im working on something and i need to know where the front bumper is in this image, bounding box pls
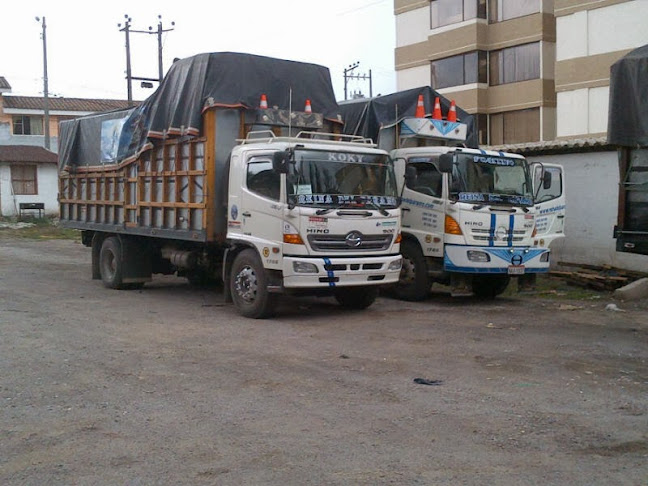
[444,245,550,274]
[282,254,402,288]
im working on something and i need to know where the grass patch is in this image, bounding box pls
[506,274,607,301]
[0,217,81,240]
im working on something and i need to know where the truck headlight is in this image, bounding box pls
[388,259,402,271]
[293,261,318,273]
[467,250,490,262]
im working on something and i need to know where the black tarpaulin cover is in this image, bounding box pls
[339,86,478,148]
[608,44,648,147]
[59,52,342,168]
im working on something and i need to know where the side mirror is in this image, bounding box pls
[542,171,552,190]
[438,153,454,173]
[272,150,290,174]
[405,165,417,187]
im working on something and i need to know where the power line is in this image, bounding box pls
[118,14,175,106]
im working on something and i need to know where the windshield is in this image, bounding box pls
[288,149,399,209]
[449,153,533,206]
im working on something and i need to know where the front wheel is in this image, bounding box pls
[230,249,275,319]
[392,240,430,301]
[334,286,378,310]
[472,275,510,299]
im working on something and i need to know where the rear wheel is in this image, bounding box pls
[100,237,125,289]
[392,240,430,301]
[472,275,510,299]
[230,249,275,319]
[334,286,378,310]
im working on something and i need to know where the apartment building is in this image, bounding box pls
[394,0,648,145]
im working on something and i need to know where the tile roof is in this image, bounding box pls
[486,137,614,156]
[0,76,11,90]
[2,95,136,112]
[0,145,58,163]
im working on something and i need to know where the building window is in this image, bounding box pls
[489,42,540,86]
[11,164,38,195]
[12,116,44,135]
[489,108,540,145]
[476,114,488,145]
[431,51,487,89]
[430,0,486,29]
[489,0,539,23]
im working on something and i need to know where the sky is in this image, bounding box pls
[1,0,396,103]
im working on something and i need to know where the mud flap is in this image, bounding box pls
[450,273,473,297]
[120,237,152,284]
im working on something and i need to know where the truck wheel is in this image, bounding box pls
[230,249,275,319]
[392,240,430,301]
[334,286,378,310]
[472,275,510,299]
[100,237,125,289]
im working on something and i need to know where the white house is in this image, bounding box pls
[0,145,58,217]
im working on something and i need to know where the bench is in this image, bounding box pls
[19,202,45,219]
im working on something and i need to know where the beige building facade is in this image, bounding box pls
[394,0,648,145]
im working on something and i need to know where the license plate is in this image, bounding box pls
[508,265,525,275]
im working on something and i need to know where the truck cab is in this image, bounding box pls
[224,132,402,316]
[392,144,565,299]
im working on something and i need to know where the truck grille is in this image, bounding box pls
[308,232,392,252]
[470,228,528,243]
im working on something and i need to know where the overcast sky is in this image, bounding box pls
[1,0,396,103]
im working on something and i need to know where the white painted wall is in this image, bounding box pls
[0,163,59,217]
[530,150,648,272]
[396,65,432,91]
[557,86,610,137]
[557,0,648,61]
[396,6,430,47]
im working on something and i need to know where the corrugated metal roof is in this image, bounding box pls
[486,137,614,155]
[2,95,135,112]
[0,76,11,91]
[0,145,57,163]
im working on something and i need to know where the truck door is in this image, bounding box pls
[400,158,445,257]
[237,155,285,264]
[532,163,566,248]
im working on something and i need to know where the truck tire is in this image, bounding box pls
[230,249,275,319]
[99,236,145,290]
[100,237,126,289]
[392,240,430,301]
[334,286,378,310]
[472,275,510,299]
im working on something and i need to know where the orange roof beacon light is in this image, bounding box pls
[432,97,443,120]
[304,99,312,113]
[259,94,268,109]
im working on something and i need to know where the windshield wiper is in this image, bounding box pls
[315,205,345,215]
[364,199,389,216]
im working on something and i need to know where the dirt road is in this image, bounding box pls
[1,237,647,485]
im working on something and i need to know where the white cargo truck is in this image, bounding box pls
[340,88,565,299]
[58,53,402,318]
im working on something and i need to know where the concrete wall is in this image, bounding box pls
[531,150,648,272]
[0,162,59,217]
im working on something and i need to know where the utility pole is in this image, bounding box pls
[35,16,50,150]
[343,62,373,100]
[118,14,174,105]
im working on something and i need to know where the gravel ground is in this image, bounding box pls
[1,236,647,485]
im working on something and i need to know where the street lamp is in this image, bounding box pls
[35,16,50,150]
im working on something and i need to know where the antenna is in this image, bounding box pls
[288,88,292,137]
